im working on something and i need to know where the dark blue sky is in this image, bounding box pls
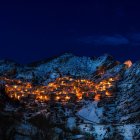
[0,1,140,63]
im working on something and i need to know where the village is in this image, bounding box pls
[0,76,118,104]
[0,57,138,139]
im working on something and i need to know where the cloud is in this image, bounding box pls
[78,34,129,46]
[127,33,140,46]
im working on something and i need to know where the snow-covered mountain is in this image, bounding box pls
[0,53,140,140]
[1,53,118,81]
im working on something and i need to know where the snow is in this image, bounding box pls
[77,101,103,123]
[1,53,140,139]
[34,53,114,79]
[49,72,59,79]
[93,125,110,139]
[70,135,85,139]
[0,53,115,83]
[78,123,140,140]
[66,117,76,130]
[78,124,93,132]
[16,72,33,80]
[0,62,15,74]
[78,124,114,140]
[118,124,140,140]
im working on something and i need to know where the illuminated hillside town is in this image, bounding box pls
[4,76,118,103]
[0,54,140,140]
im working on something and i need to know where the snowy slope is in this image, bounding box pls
[1,53,140,139]
[77,101,103,123]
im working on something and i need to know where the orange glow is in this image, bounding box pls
[124,60,132,68]
[94,94,101,101]
[65,96,70,100]
[14,85,17,89]
[55,96,60,100]
[44,96,49,101]
[1,76,118,102]
[105,91,112,97]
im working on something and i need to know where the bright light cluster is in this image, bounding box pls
[3,76,118,102]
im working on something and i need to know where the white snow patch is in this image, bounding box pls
[77,101,103,123]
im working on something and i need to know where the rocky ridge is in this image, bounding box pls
[0,53,140,140]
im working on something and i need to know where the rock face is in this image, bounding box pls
[117,62,140,123]
[0,53,140,140]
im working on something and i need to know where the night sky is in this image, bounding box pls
[0,1,140,64]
